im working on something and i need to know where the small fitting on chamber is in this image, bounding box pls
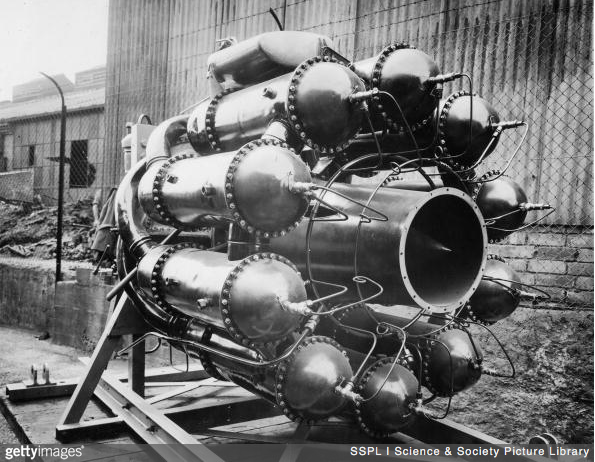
[348,88,379,103]
[335,380,363,404]
[277,295,313,316]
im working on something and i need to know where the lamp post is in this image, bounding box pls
[40,72,66,282]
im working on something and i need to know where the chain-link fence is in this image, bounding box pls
[0,1,591,298]
[0,82,110,268]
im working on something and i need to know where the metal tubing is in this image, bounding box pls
[188,59,367,155]
[106,228,180,301]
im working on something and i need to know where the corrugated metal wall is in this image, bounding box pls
[104,0,593,226]
[10,110,105,202]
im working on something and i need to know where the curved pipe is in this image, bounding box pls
[115,171,237,345]
[145,114,192,168]
[115,159,154,261]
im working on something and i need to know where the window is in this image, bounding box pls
[69,140,94,188]
[0,135,6,172]
[28,145,35,166]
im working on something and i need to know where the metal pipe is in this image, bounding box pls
[206,31,334,88]
[139,137,311,236]
[106,229,180,301]
[135,246,309,345]
[114,160,155,260]
[188,58,367,156]
[271,184,487,312]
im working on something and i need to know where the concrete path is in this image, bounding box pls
[0,324,177,443]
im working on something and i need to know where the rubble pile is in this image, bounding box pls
[0,200,97,261]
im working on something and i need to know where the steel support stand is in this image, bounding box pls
[53,295,227,462]
[49,293,282,461]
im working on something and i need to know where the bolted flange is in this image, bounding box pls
[219,252,303,346]
[275,335,351,422]
[286,55,365,154]
[355,356,415,439]
[149,242,199,313]
[223,138,305,238]
[204,88,237,151]
[152,152,202,231]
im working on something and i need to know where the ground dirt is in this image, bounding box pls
[0,200,96,261]
[0,325,176,444]
[431,307,594,444]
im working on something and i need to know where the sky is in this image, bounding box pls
[0,0,109,101]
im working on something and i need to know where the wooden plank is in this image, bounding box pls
[93,374,227,462]
[1,392,134,445]
[406,415,507,444]
[166,395,282,432]
[57,296,133,426]
[128,334,146,397]
[6,379,78,402]
[54,417,125,443]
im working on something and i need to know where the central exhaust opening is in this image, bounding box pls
[404,193,485,307]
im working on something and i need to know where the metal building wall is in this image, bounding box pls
[9,110,105,202]
[103,0,592,227]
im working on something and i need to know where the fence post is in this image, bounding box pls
[40,72,66,282]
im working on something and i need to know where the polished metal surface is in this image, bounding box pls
[353,44,440,129]
[115,160,155,260]
[145,115,193,168]
[321,308,483,398]
[198,335,352,422]
[466,258,522,323]
[138,138,311,235]
[287,57,366,153]
[188,76,290,153]
[188,59,366,155]
[271,184,487,312]
[136,248,307,344]
[207,31,334,88]
[345,91,502,168]
[356,360,418,437]
[475,176,528,241]
[277,336,352,421]
[414,328,483,397]
[438,92,500,166]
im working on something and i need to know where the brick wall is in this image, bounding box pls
[491,225,594,308]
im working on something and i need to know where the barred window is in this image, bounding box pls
[69,139,91,188]
[28,145,35,167]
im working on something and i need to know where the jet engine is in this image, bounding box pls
[113,30,552,436]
